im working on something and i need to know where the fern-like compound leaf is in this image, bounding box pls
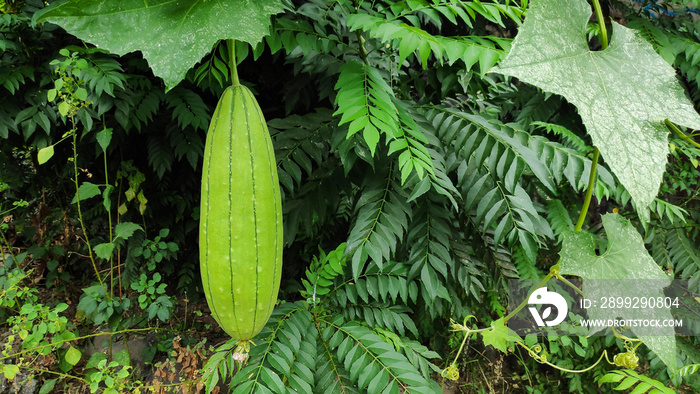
[345,169,411,278]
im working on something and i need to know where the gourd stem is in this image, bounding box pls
[592,0,608,50]
[575,148,599,232]
[503,271,554,323]
[228,39,240,86]
[570,0,606,232]
[666,119,700,149]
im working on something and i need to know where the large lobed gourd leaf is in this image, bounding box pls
[492,0,700,224]
[560,214,677,373]
[38,0,284,90]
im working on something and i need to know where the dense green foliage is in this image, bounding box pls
[1,0,699,393]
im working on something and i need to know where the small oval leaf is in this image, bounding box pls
[38,145,55,165]
[39,378,57,394]
[75,87,88,101]
[3,364,19,380]
[58,101,70,116]
[65,346,81,366]
[96,128,113,152]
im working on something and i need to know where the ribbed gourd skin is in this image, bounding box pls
[200,84,282,341]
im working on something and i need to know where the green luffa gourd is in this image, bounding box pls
[199,77,283,343]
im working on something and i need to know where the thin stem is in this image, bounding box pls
[14,366,88,384]
[102,134,116,360]
[228,39,240,85]
[116,322,132,363]
[72,125,108,298]
[103,132,114,298]
[516,342,613,373]
[0,227,17,263]
[575,147,600,231]
[555,273,584,296]
[116,160,124,299]
[591,0,608,50]
[504,271,554,323]
[0,327,158,362]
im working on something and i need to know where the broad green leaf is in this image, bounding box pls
[96,128,113,153]
[37,145,54,165]
[38,0,284,90]
[481,317,520,353]
[93,242,115,260]
[58,101,70,116]
[114,222,143,241]
[103,184,114,212]
[85,352,107,369]
[65,346,82,366]
[71,182,101,204]
[560,214,669,281]
[39,379,57,394]
[113,349,132,367]
[75,87,88,101]
[492,0,700,223]
[559,213,677,373]
[2,364,19,380]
